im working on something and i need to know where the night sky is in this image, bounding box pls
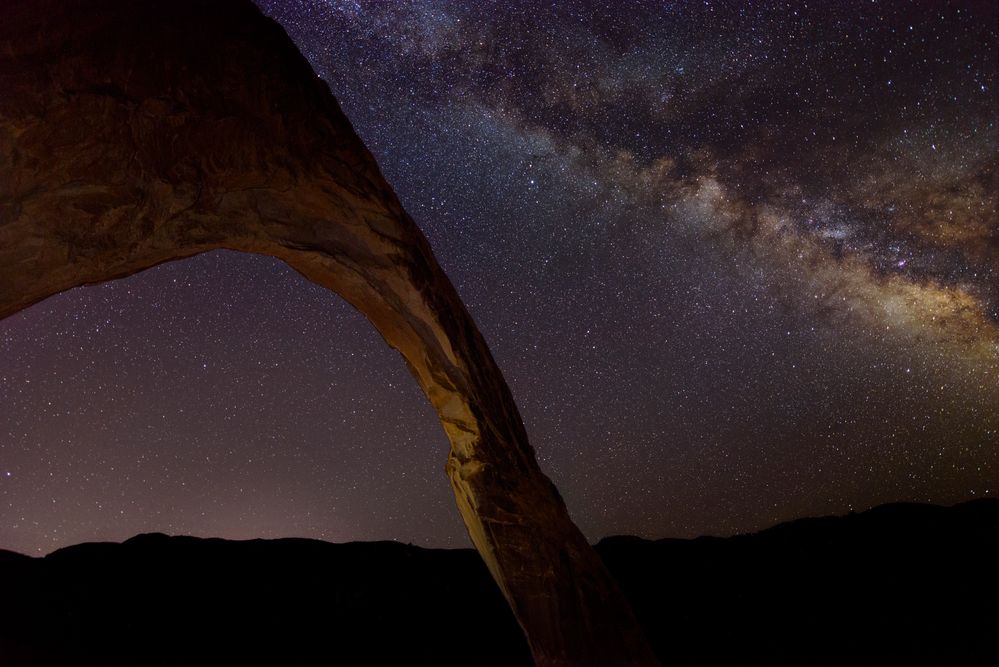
[1,0,997,556]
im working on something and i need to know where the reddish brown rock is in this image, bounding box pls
[0,1,657,664]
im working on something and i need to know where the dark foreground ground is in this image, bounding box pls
[1,499,997,666]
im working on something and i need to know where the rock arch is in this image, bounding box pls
[0,1,656,665]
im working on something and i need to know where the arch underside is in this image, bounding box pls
[0,1,656,664]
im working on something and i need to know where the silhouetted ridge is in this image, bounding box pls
[1,500,997,666]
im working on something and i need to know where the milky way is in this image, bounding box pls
[1,0,996,555]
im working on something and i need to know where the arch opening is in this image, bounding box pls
[0,249,468,554]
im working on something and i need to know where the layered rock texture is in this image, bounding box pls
[0,1,656,664]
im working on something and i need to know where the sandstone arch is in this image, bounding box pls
[0,1,657,664]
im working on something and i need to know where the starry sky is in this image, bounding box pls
[1,0,997,555]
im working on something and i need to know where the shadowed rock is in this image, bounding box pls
[0,1,656,664]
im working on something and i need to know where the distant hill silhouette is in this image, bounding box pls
[1,499,997,666]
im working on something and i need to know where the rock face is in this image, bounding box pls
[0,1,656,664]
